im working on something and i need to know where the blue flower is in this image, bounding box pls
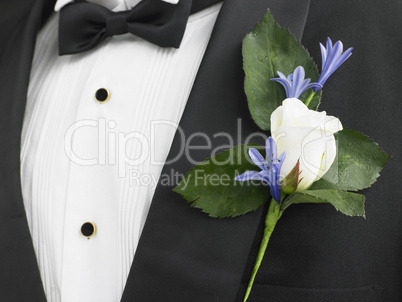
[314,37,353,91]
[235,137,286,202]
[270,66,322,99]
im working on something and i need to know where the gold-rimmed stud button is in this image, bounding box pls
[95,88,110,103]
[81,222,96,239]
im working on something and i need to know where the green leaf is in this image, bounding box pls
[243,9,321,131]
[173,145,269,218]
[281,189,366,218]
[310,128,390,191]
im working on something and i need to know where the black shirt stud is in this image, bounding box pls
[95,88,110,103]
[81,222,96,239]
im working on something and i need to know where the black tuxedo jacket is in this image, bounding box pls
[0,0,401,301]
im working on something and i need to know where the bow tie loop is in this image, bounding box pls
[106,12,130,36]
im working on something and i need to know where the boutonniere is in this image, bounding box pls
[173,10,389,301]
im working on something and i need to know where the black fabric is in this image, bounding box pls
[239,284,383,302]
[58,0,221,55]
[0,0,401,301]
[0,0,55,301]
[191,0,223,14]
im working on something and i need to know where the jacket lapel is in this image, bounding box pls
[122,0,311,301]
[0,0,55,301]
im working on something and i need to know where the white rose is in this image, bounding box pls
[271,98,343,192]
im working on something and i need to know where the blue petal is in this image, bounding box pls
[306,82,323,92]
[277,71,287,79]
[292,66,305,97]
[266,137,277,167]
[269,165,281,202]
[271,77,291,98]
[270,186,282,203]
[319,43,327,68]
[236,137,287,203]
[326,41,343,70]
[271,66,318,98]
[332,47,353,71]
[315,38,353,91]
[248,148,268,171]
[258,170,272,182]
[326,37,333,51]
[278,151,286,167]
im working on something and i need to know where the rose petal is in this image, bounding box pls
[273,126,337,191]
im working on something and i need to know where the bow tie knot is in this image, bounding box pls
[106,12,130,36]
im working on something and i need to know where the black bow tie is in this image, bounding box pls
[59,0,221,55]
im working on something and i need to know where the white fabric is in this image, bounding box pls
[20,2,222,301]
[55,0,179,12]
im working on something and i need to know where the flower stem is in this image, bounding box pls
[304,90,316,107]
[243,197,283,302]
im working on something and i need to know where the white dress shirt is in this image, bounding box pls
[20,1,222,301]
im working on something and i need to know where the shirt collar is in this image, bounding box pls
[55,0,179,12]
